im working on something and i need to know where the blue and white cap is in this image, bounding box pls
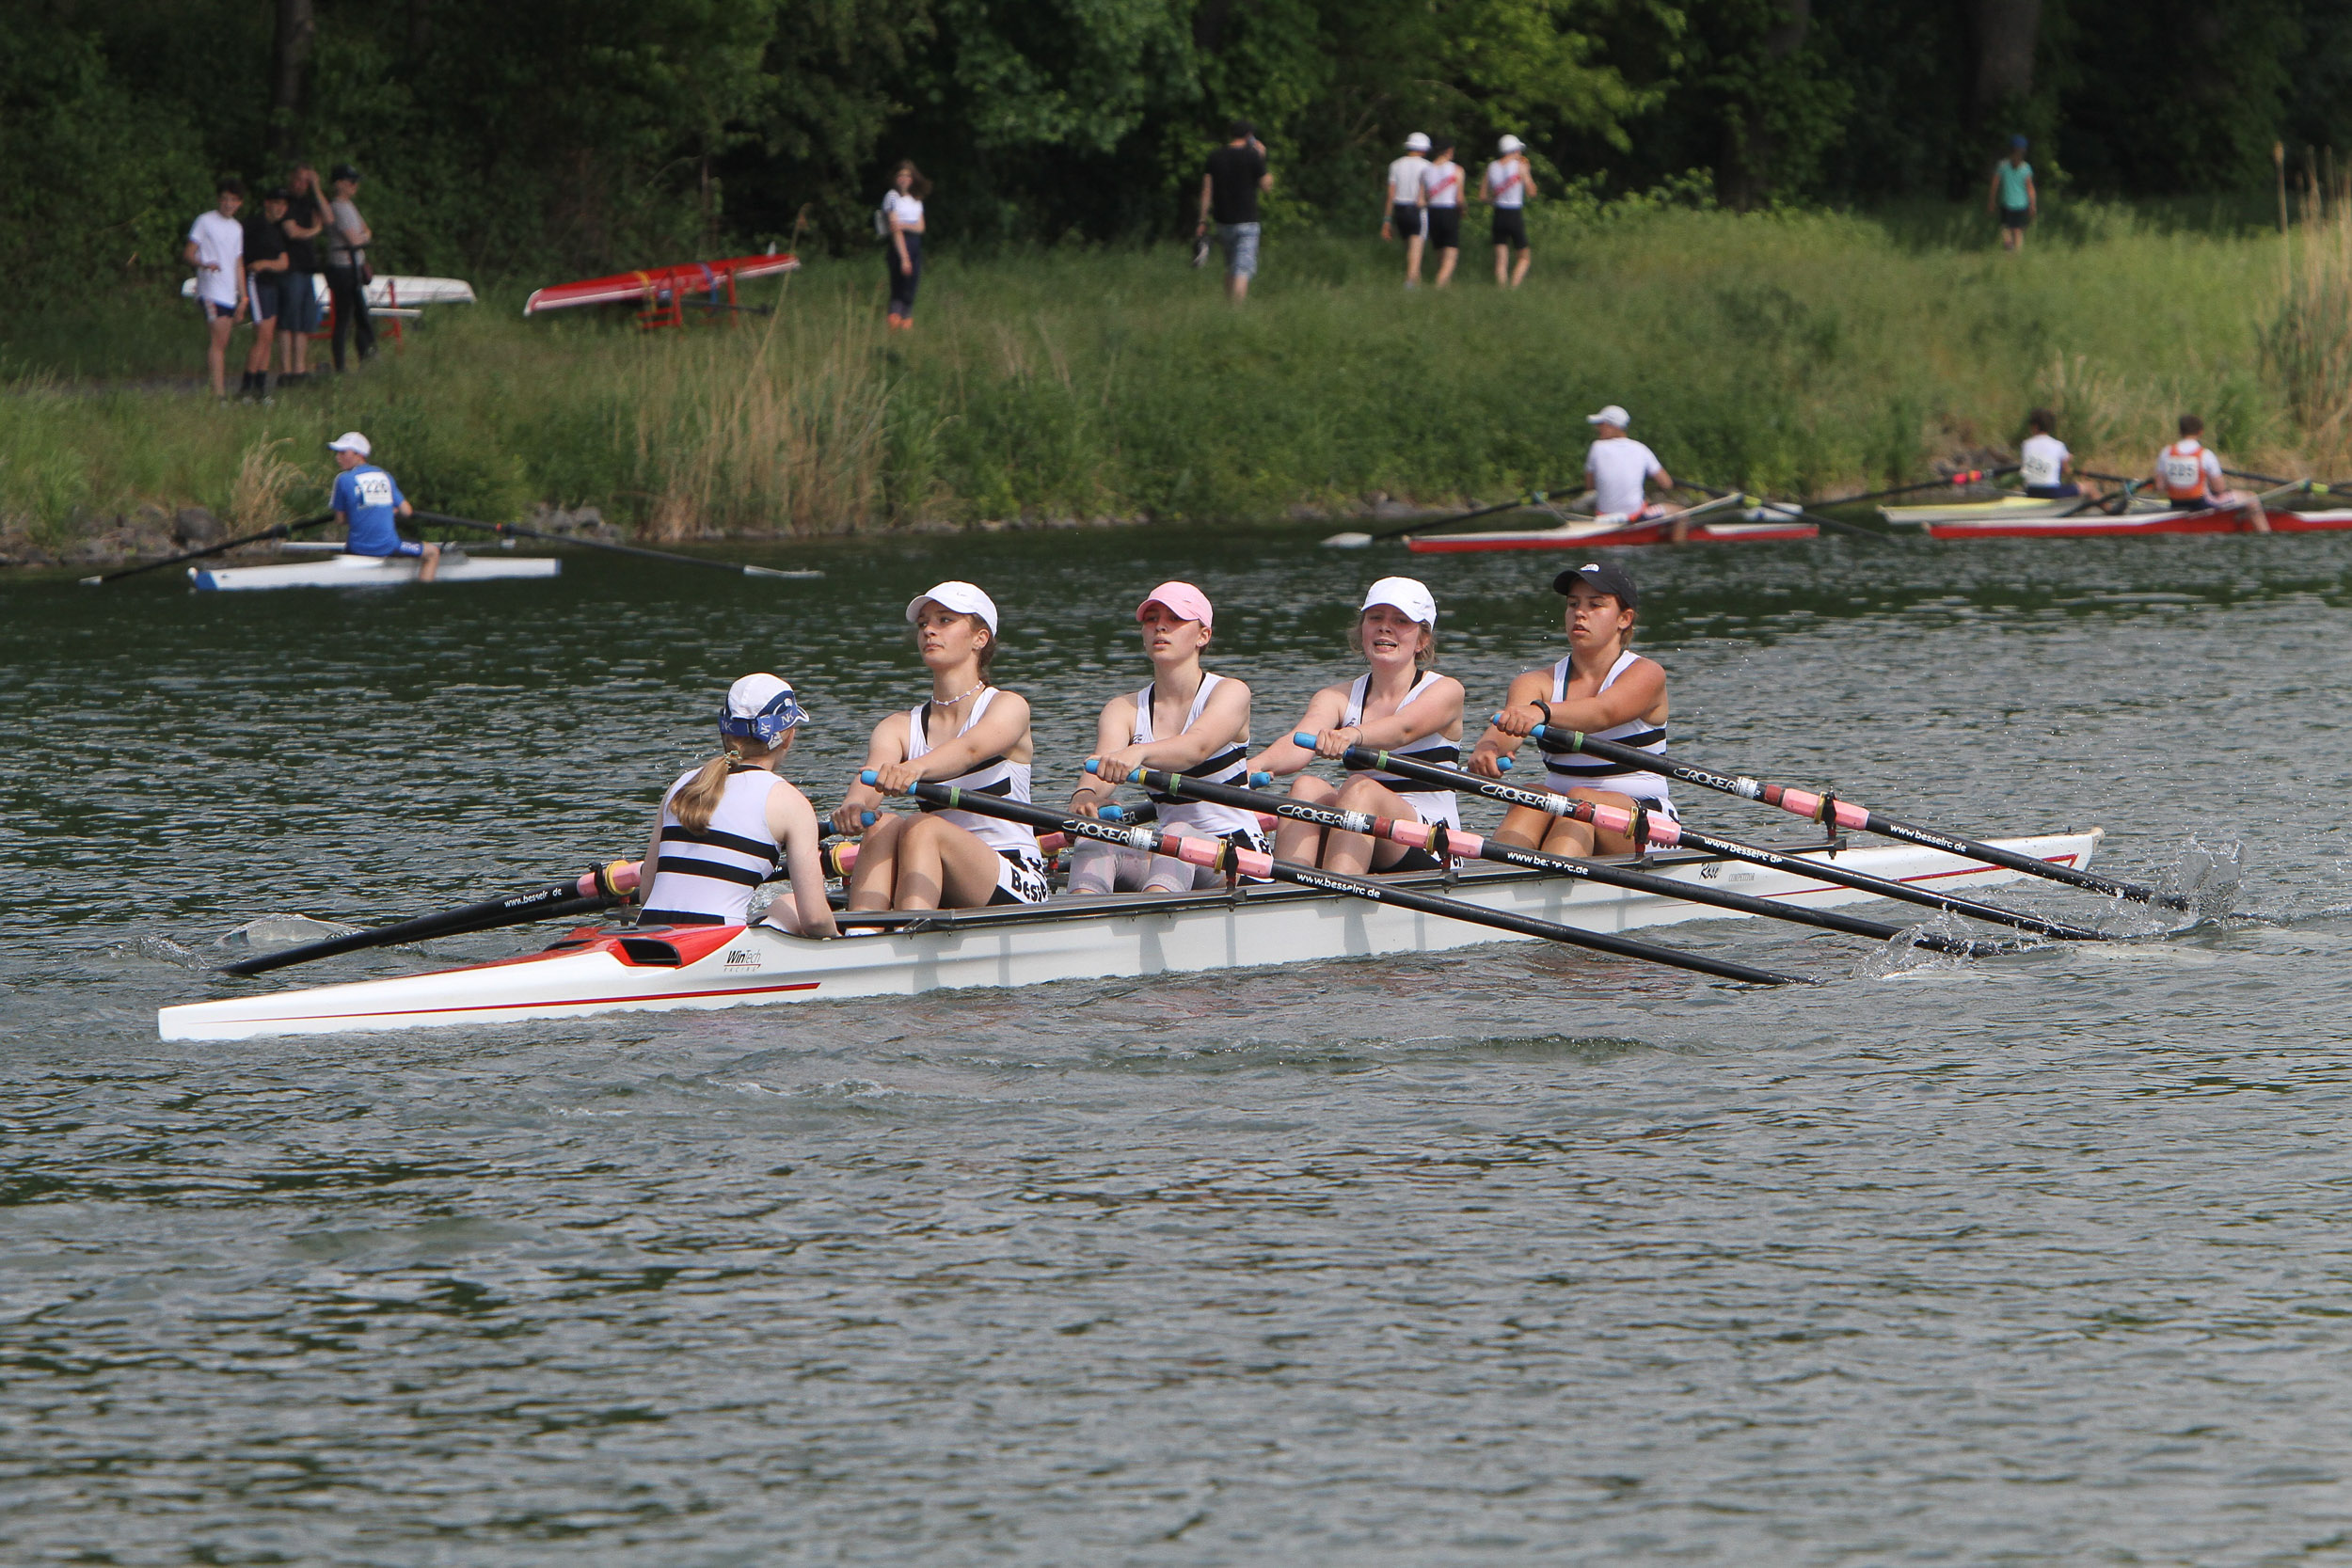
[720,673,810,745]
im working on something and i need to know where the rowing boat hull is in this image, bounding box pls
[191,555,562,591]
[178,274,477,309]
[158,830,2102,1040]
[1922,508,2352,541]
[1405,518,1818,553]
[522,255,801,315]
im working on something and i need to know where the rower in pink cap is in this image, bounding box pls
[1068,580,1263,893]
[1246,577,1465,873]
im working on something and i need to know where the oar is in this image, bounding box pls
[863,771,1812,986]
[412,511,823,580]
[220,861,642,976]
[1802,467,2020,511]
[1327,738,2113,941]
[1513,721,2180,911]
[1088,761,2009,957]
[1321,483,1578,549]
[79,512,337,586]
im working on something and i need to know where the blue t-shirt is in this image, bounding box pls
[331,464,407,555]
[1996,161,2033,210]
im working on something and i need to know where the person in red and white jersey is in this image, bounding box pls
[2151,413,2265,528]
[1383,133,1432,287]
[1482,135,1535,287]
[1583,405,1680,527]
[1421,136,1466,287]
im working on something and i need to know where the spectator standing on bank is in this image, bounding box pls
[1988,135,2036,252]
[277,163,326,383]
[1422,136,1465,287]
[1197,121,1271,304]
[184,178,246,400]
[1383,132,1432,288]
[1482,135,1536,287]
[322,163,375,370]
[239,187,292,401]
[881,161,930,330]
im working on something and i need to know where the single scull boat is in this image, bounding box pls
[1405,516,1817,553]
[193,552,561,591]
[1920,506,2352,541]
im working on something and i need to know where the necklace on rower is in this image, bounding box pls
[930,679,986,707]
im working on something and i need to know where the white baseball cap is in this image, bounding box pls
[721,673,811,742]
[1499,135,1525,153]
[326,431,372,456]
[905,580,999,634]
[1586,405,1631,428]
[1360,576,1438,626]
[1405,132,1431,152]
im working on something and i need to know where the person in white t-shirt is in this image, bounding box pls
[183,177,247,400]
[880,161,930,329]
[1583,405,1680,527]
[2019,408,2077,498]
[1421,136,1466,287]
[1382,133,1432,287]
[1481,135,1536,287]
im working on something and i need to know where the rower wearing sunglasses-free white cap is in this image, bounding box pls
[834,581,1050,911]
[1468,561,1675,857]
[1246,576,1465,874]
[326,431,443,581]
[1067,580,1264,895]
[1582,406,1691,539]
[636,675,837,937]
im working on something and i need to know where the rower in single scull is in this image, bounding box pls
[1468,562,1676,856]
[834,581,1052,911]
[1581,404,1692,540]
[637,674,837,936]
[2020,407,2079,499]
[1246,577,1465,873]
[2151,413,2266,530]
[1068,580,1265,893]
[327,431,443,580]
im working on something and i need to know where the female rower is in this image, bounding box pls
[1067,580,1262,893]
[1467,562,1673,855]
[637,674,838,937]
[833,580,1050,911]
[1246,576,1464,872]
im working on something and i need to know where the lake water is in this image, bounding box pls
[6,525,2351,1563]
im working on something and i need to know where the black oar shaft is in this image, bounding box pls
[221,875,618,975]
[873,776,1809,986]
[1112,764,2001,957]
[1804,466,2019,510]
[1536,726,2182,911]
[1344,745,2110,941]
[412,511,820,580]
[1363,485,1565,544]
[80,512,337,585]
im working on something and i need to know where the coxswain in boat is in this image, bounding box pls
[1068,581,1264,892]
[2020,408,2079,499]
[2152,413,2266,531]
[834,581,1051,911]
[1469,562,1676,856]
[326,431,443,580]
[636,674,837,936]
[1583,405,1686,539]
[1248,577,1465,872]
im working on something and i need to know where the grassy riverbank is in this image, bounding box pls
[5,200,2346,550]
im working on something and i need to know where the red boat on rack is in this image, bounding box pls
[1405,515,1818,552]
[522,253,800,328]
[1923,506,2352,540]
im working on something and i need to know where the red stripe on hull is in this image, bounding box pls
[1926,509,2352,540]
[1406,521,1818,553]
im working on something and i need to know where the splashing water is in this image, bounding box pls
[2164,835,2246,923]
[1855,909,1995,980]
[215,913,364,952]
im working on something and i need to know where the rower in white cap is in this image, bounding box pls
[1384,133,1434,287]
[1247,577,1465,874]
[834,581,1051,911]
[327,431,443,581]
[636,674,837,937]
[1582,405,1691,540]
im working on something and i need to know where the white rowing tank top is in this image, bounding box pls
[640,764,784,926]
[1484,159,1527,209]
[1341,672,1460,828]
[1134,673,1258,840]
[1538,650,1674,809]
[905,688,1038,858]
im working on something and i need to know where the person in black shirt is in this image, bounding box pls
[277,165,326,381]
[240,189,293,400]
[1196,120,1272,302]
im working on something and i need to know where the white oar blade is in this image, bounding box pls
[742,565,825,579]
[1321,531,1375,548]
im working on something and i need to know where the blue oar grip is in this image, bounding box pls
[861,811,877,827]
[1497,755,1514,772]
[1294,731,1317,748]
[1101,805,1129,822]
[1248,771,1272,788]
[1530,723,1552,740]
[860,769,880,786]
[1084,759,1102,775]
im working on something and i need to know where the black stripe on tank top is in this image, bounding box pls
[652,854,768,888]
[660,823,783,863]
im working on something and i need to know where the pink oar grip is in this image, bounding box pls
[579,861,644,898]
[1378,817,1485,859]
[1167,830,1276,879]
[1583,800,1686,847]
[1775,787,1869,831]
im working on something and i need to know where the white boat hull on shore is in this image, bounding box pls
[192,553,561,591]
[159,830,2104,1041]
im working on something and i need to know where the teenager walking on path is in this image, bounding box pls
[1422,137,1466,287]
[1198,121,1272,303]
[1383,133,1432,287]
[184,178,246,400]
[239,188,292,401]
[1482,135,1535,287]
[1988,136,2037,251]
[881,161,930,330]
[277,164,326,382]
[322,164,375,370]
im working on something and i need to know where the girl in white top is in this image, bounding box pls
[1068,580,1263,894]
[835,580,1050,911]
[1248,577,1466,875]
[637,674,838,937]
[1482,135,1536,287]
[881,161,930,330]
[1470,562,1673,857]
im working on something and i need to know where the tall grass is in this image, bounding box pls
[2,201,2341,546]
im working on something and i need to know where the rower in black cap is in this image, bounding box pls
[1465,562,1677,855]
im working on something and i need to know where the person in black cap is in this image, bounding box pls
[1466,561,1677,855]
[322,163,375,370]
